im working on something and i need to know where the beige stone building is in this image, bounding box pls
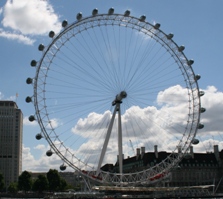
[0,101,23,188]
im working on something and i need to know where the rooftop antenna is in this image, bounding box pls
[129,140,135,156]
[16,93,18,103]
[212,136,216,146]
[207,141,213,153]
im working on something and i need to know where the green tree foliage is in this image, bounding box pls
[18,171,33,192]
[32,174,49,193]
[47,169,61,191]
[0,172,5,191]
[47,169,68,192]
[8,182,18,194]
[60,178,68,191]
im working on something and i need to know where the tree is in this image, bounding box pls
[8,182,18,194]
[47,169,68,192]
[47,169,61,192]
[18,171,33,192]
[32,174,49,193]
[0,173,5,191]
[60,178,68,191]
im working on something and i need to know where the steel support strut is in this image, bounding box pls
[117,102,123,179]
[96,91,127,178]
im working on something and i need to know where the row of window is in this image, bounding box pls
[180,163,218,167]
[0,102,16,106]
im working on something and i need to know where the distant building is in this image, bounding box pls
[102,145,223,191]
[30,145,223,193]
[30,170,82,188]
[0,101,23,188]
[170,145,222,187]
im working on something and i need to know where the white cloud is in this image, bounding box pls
[72,111,111,137]
[72,86,190,154]
[46,118,61,129]
[198,86,223,133]
[67,85,223,168]
[22,145,36,165]
[157,85,188,106]
[34,144,46,151]
[22,144,71,172]
[2,0,61,35]
[0,28,35,45]
[0,0,61,45]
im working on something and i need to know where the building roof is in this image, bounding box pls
[0,100,18,108]
[110,146,220,172]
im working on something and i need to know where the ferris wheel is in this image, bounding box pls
[26,8,205,186]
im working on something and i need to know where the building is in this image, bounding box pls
[29,145,223,194]
[102,145,223,192]
[170,145,221,187]
[0,100,23,188]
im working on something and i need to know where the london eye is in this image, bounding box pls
[26,8,205,186]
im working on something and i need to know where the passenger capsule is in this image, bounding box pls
[200,107,206,113]
[76,12,82,20]
[38,44,44,51]
[198,123,204,129]
[187,59,194,65]
[178,45,185,52]
[25,96,32,103]
[192,138,199,145]
[49,31,55,38]
[26,78,33,84]
[29,115,35,122]
[124,10,130,16]
[62,20,68,28]
[30,60,37,67]
[139,15,146,22]
[46,150,53,156]
[199,91,205,97]
[92,8,98,16]
[108,7,114,15]
[35,133,43,140]
[195,74,201,81]
[154,23,161,29]
[60,164,66,171]
[166,33,174,40]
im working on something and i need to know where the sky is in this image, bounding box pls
[0,0,223,173]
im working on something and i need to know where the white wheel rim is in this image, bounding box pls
[31,12,201,185]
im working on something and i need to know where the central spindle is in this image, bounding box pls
[112,91,127,106]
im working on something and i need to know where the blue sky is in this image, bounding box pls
[0,0,223,172]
